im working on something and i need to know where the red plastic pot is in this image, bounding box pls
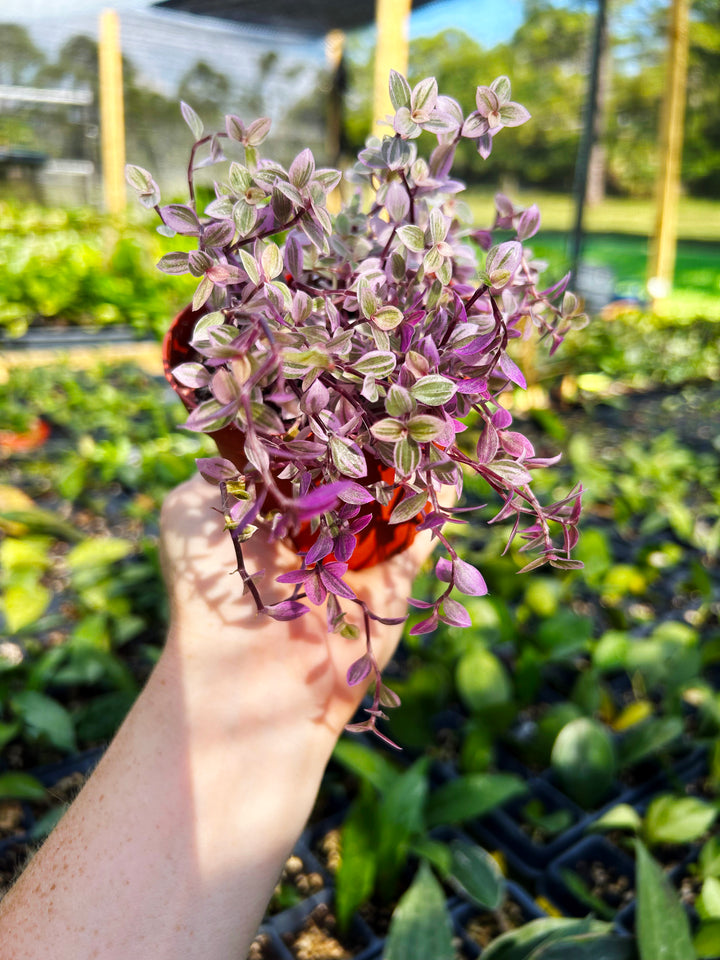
[0,417,50,454]
[163,306,426,571]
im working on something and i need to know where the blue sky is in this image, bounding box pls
[3,0,525,106]
[4,0,524,50]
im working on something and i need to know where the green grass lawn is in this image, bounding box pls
[465,188,720,320]
[465,188,720,242]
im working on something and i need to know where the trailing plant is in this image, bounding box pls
[126,71,586,745]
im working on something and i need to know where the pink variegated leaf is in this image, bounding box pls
[491,407,513,429]
[477,423,500,464]
[195,457,239,483]
[305,573,327,606]
[347,654,373,686]
[407,597,436,609]
[292,481,352,520]
[264,600,309,621]
[440,598,471,628]
[334,532,357,563]
[497,352,527,389]
[378,683,402,709]
[500,431,535,459]
[453,558,488,597]
[409,612,439,635]
[319,564,356,601]
[305,532,334,566]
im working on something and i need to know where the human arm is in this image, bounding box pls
[0,475,439,960]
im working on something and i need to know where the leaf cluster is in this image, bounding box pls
[126,70,587,743]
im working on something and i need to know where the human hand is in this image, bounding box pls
[159,475,443,743]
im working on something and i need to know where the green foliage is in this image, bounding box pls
[0,202,195,338]
[593,794,718,849]
[331,741,522,935]
[635,840,695,960]
[480,917,614,960]
[550,717,617,808]
[384,861,455,960]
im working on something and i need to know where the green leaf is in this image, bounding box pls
[385,385,415,417]
[335,786,378,932]
[644,794,718,847]
[489,459,532,486]
[385,861,454,960]
[389,491,428,525]
[559,869,616,920]
[0,721,20,751]
[456,647,513,713]
[0,536,52,572]
[30,805,67,840]
[411,76,438,114]
[635,839,695,960]
[410,375,457,406]
[358,281,381,319]
[698,877,720,920]
[192,275,214,311]
[589,804,642,835]
[407,414,445,442]
[394,437,420,477]
[11,690,77,753]
[354,351,397,378]
[370,418,405,442]
[233,199,257,236]
[261,242,283,280]
[332,737,399,793]
[0,771,46,801]
[694,920,720,959]
[617,716,684,769]
[699,836,720,879]
[409,837,452,875]
[70,612,112,650]
[530,934,636,959]
[329,435,367,479]
[75,689,135,742]
[482,918,612,960]
[66,538,133,571]
[0,509,82,542]
[376,759,429,893]
[397,224,425,253]
[124,163,153,192]
[2,578,51,633]
[389,69,411,110]
[550,718,616,808]
[180,100,203,139]
[428,208,447,243]
[239,249,260,285]
[373,305,404,331]
[228,161,252,194]
[446,839,506,909]
[425,773,526,828]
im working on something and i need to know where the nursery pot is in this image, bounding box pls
[0,417,50,454]
[163,306,425,571]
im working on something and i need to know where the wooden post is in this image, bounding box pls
[647,0,690,301]
[372,0,412,138]
[99,9,126,215]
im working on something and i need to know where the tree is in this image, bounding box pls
[177,61,232,118]
[0,24,46,86]
[684,0,720,195]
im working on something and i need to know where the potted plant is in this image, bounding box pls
[125,71,586,745]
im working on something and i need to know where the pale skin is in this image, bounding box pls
[0,475,443,960]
